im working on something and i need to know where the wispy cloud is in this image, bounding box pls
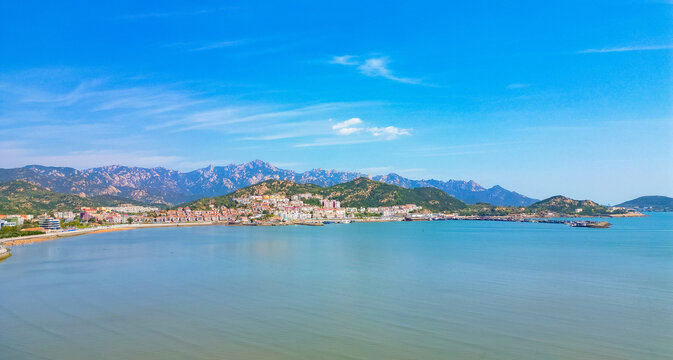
[358,57,421,84]
[330,55,359,66]
[507,83,530,89]
[0,70,409,165]
[117,6,231,20]
[0,140,184,169]
[294,138,388,148]
[578,44,673,54]
[161,39,245,52]
[166,102,376,132]
[330,55,424,85]
[0,77,201,121]
[189,40,242,52]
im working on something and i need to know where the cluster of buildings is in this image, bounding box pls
[1,195,423,232]
[117,193,420,224]
[0,214,61,231]
[0,214,30,229]
[128,193,420,224]
[229,193,421,222]
[0,204,161,233]
[75,205,159,224]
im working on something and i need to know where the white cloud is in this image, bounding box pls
[332,117,362,129]
[331,117,363,135]
[331,119,410,138]
[336,127,363,135]
[368,126,411,139]
[578,44,673,54]
[330,55,359,65]
[331,55,422,85]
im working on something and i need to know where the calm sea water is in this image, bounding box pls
[1,214,672,359]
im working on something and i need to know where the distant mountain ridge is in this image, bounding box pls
[0,160,537,206]
[617,196,673,212]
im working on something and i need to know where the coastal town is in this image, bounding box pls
[0,193,425,243]
[1,189,643,249]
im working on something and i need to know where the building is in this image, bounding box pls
[38,218,61,231]
[107,205,160,214]
[321,199,341,209]
[0,219,17,228]
[53,211,76,222]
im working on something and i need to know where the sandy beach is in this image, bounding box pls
[0,222,221,246]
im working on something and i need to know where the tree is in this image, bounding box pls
[127,218,134,224]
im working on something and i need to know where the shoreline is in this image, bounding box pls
[0,222,223,246]
[0,212,643,248]
[0,220,347,246]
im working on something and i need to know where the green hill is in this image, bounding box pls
[180,178,467,212]
[617,196,673,211]
[527,195,611,215]
[0,180,152,215]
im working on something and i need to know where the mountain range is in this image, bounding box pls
[0,160,537,206]
[0,180,150,215]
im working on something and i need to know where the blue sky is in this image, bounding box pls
[0,0,671,204]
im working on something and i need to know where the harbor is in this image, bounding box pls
[405,215,612,228]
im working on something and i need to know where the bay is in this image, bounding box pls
[1,214,671,359]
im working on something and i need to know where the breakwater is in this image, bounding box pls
[405,215,611,228]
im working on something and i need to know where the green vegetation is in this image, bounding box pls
[458,204,526,216]
[301,198,321,206]
[179,180,620,217]
[526,196,615,216]
[354,212,382,218]
[323,178,466,212]
[61,219,92,229]
[180,178,468,212]
[455,196,624,217]
[0,180,154,215]
[617,196,673,211]
[0,222,45,239]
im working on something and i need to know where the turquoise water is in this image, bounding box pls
[1,214,672,359]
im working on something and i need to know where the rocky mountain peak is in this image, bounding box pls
[0,161,538,207]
